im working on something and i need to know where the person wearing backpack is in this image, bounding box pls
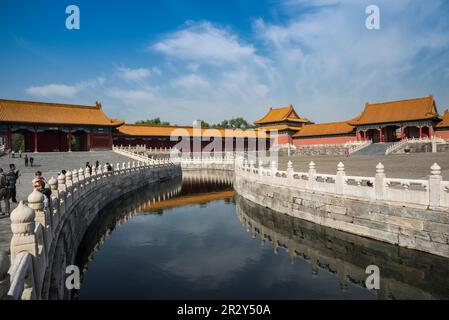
[0,168,10,216]
[6,163,20,203]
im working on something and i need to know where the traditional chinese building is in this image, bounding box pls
[292,121,356,145]
[0,99,123,152]
[254,105,311,144]
[114,124,271,151]
[349,96,440,143]
[436,110,449,139]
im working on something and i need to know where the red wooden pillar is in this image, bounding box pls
[429,125,434,138]
[419,126,423,139]
[379,128,383,143]
[87,131,91,151]
[68,129,72,152]
[34,129,38,153]
[6,128,12,150]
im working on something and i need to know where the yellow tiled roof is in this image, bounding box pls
[349,96,438,126]
[254,105,310,125]
[293,121,355,138]
[257,125,302,132]
[0,99,123,127]
[116,124,270,139]
[437,112,449,128]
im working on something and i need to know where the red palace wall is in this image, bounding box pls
[435,129,449,139]
[293,135,357,146]
[273,135,293,145]
[90,133,113,150]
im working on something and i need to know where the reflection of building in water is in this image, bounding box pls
[181,170,234,194]
[235,195,449,300]
[74,171,235,298]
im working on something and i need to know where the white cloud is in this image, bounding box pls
[171,74,211,91]
[117,67,151,81]
[25,84,79,98]
[151,22,258,65]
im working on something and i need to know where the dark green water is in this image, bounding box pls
[75,172,449,300]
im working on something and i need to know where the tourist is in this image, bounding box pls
[32,171,47,187]
[11,150,15,158]
[0,168,10,216]
[106,162,113,172]
[33,180,51,209]
[95,160,100,168]
[24,154,29,167]
[30,156,34,167]
[86,162,92,175]
[6,163,20,203]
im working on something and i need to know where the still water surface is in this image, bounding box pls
[75,171,449,300]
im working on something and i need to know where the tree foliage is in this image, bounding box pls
[135,118,171,126]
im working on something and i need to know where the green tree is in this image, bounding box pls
[11,133,25,152]
[135,118,171,126]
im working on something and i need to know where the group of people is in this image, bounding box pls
[0,159,114,216]
[86,161,113,173]
[0,164,20,216]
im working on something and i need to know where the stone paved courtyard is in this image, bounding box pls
[0,151,133,253]
[276,152,449,180]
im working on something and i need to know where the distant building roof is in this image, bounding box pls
[256,124,302,132]
[349,95,438,126]
[293,121,355,138]
[116,124,269,139]
[0,99,123,127]
[254,105,310,125]
[437,111,449,128]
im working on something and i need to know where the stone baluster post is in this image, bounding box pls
[429,163,442,208]
[122,162,126,171]
[28,189,51,249]
[58,173,67,214]
[336,162,345,195]
[0,251,10,300]
[259,160,264,176]
[48,177,58,199]
[287,161,294,179]
[78,168,84,190]
[84,167,91,186]
[249,160,255,173]
[10,202,37,262]
[65,170,72,188]
[308,161,316,190]
[103,164,108,176]
[375,163,385,201]
[271,161,277,179]
[71,169,78,201]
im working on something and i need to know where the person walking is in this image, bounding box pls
[24,154,29,167]
[0,168,10,216]
[86,162,92,175]
[6,163,20,203]
[30,156,34,167]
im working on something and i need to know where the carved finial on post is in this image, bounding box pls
[84,166,90,179]
[78,168,84,182]
[287,161,294,179]
[308,161,316,189]
[65,170,72,188]
[72,169,78,184]
[10,202,36,261]
[28,189,49,244]
[429,163,442,208]
[336,162,345,195]
[57,173,66,192]
[375,163,385,200]
[0,251,10,300]
[48,176,58,198]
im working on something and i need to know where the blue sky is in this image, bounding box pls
[1,0,449,125]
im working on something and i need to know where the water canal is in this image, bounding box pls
[74,170,449,300]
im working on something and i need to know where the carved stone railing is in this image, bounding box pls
[236,158,449,210]
[385,137,447,155]
[2,160,180,300]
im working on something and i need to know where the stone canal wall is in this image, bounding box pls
[1,160,181,300]
[234,160,449,258]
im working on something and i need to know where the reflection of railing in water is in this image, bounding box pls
[235,195,449,300]
[74,171,235,298]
